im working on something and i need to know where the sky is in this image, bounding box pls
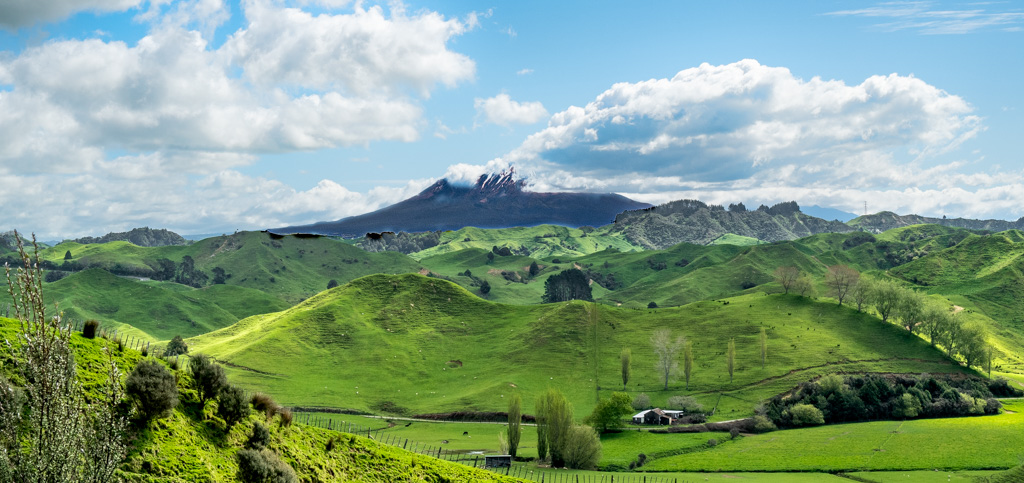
[0,0,1022,239]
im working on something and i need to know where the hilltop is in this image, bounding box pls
[72,227,189,247]
[272,169,650,237]
[851,211,1024,233]
[189,273,968,419]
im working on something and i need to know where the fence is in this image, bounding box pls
[294,411,689,483]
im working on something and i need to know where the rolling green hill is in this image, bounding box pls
[189,273,969,421]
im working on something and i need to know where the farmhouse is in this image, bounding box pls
[631,408,684,425]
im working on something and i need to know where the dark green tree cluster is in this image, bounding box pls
[583,392,632,433]
[174,255,208,288]
[542,268,592,303]
[163,335,188,356]
[760,373,1016,428]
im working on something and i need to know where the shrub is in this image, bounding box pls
[83,319,99,339]
[252,393,279,420]
[729,427,741,439]
[236,448,298,483]
[163,335,188,357]
[631,393,650,410]
[190,354,227,405]
[246,422,271,449]
[277,407,293,428]
[788,404,825,426]
[218,384,250,430]
[707,438,719,447]
[752,415,776,433]
[479,280,490,295]
[326,279,339,289]
[666,395,703,413]
[125,360,179,421]
[562,425,601,470]
[647,302,658,309]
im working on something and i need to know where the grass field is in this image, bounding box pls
[644,399,1024,473]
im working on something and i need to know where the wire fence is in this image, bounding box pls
[293,410,690,483]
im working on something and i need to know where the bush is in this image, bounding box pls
[647,302,658,309]
[236,448,297,483]
[631,393,650,410]
[278,407,293,428]
[729,427,741,439]
[752,415,776,433]
[163,335,188,357]
[666,395,703,413]
[125,360,179,421]
[252,393,279,420]
[326,279,339,289]
[190,354,227,405]
[562,425,601,470]
[246,422,271,449]
[83,319,99,339]
[218,384,250,430]
[788,404,825,426]
[707,438,719,447]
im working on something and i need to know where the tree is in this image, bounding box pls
[920,306,951,347]
[64,250,72,261]
[479,280,491,295]
[212,266,227,285]
[154,258,176,281]
[529,261,540,277]
[535,396,548,461]
[620,347,631,391]
[793,273,815,297]
[957,323,988,368]
[852,278,873,312]
[175,255,208,288]
[218,384,251,431]
[540,388,573,468]
[871,280,902,323]
[683,340,694,390]
[894,289,924,333]
[773,266,800,294]
[486,252,495,264]
[126,360,179,421]
[562,425,601,470]
[190,354,227,406]
[647,301,658,309]
[651,329,684,390]
[507,393,522,458]
[164,335,189,356]
[1,231,126,482]
[944,312,964,359]
[788,404,824,426]
[760,327,767,370]
[326,279,339,290]
[542,268,592,303]
[824,265,859,305]
[583,392,632,433]
[727,338,736,383]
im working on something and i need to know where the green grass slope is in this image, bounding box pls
[407,225,642,260]
[0,317,521,483]
[189,274,969,421]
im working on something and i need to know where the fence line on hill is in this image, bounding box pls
[292,410,688,483]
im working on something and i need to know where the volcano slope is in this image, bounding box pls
[189,274,970,420]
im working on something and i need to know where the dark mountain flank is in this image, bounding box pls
[850,211,1024,234]
[610,200,855,249]
[73,227,188,247]
[273,170,651,237]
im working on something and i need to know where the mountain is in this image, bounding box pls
[72,227,188,247]
[850,211,1024,233]
[272,169,651,237]
[609,200,856,249]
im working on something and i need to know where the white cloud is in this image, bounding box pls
[474,93,549,126]
[827,1,1024,34]
[224,0,476,97]
[0,0,145,29]
[516,68,534,76]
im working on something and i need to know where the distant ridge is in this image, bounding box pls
[72,227,188,247]
[850,211,1024,233]
[610,200,855,249]
[272,168,651,237]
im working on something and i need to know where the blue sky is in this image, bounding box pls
[0,0,1021,238]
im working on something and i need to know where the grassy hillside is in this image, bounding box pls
[41,231,424,304]
[0,317,522,483]
[45,269,290,341]
[189,274,969,420]
[399,225,642,260]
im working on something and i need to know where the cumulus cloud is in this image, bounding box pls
[0,0,145,29]
[0,0,475,236]
[474,93,549,127]
[468,59,1024,220]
